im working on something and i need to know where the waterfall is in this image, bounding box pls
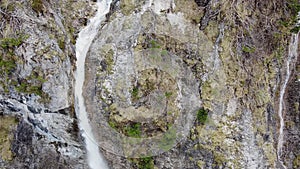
[277,32,299,169]
[74,0,112,169]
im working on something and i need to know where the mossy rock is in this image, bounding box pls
[0,116,18,161]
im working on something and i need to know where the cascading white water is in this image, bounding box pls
[75,0,112,169]
[277,33,299,169]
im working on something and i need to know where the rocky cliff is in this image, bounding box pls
[0,0,96,168]
[0,0,299,169]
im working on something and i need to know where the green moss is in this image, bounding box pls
[293,155,300,168]
[124,123,141,138]
[197,108,208,124]
[197,160,205,168]
[290,26,300,33]
[0,116,18,161]
[283,0,300,33]
[288,0,300,13]
[105,49,114,74]
[213,152,227,166]
[120,0,134,15]
[32,0,43,13]
[0,57,16,75]
[58,38,65,50]
[15,82,44,97]
[0,34,28,50]
[150,40,161,49]
[108,119,117,130]
[131,87,139,100]
[164,91,173,99]
[138,157,154,169]
[129,156,154,169]
[242,45,255,53]
[14,71,48,99]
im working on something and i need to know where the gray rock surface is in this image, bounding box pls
[0,0,299,169]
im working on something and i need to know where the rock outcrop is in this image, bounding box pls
[0,0,299,169]
[0,0,96,168]
[84,0,299,168]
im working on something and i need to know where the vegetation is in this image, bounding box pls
[131,87,139,100]
[137,157,154,169]
[105,49,114,74]
[124,123,141,138]
[108,119,117,130]
[32,0,44,13]
[290,26,300,33]
[15,82,43,96]
[293,155,300,168]
[58,38,65,50]
[0,34,30,95]
[0,116,18,161]
[0,34,29,50]
[164,91,173,99]
[197,108,208,124]
[279,0,300,33]
[242,45,255,53]
[13,71,49,103]
[150,40,161,49]
[129,156,154,169]
[0,57,16,75]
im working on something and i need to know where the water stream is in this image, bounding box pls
[74,0,112,169]
[277,33,299,169]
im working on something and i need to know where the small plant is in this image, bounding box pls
[0,57,16,75]
[129,156,154,169]
[164,91,173,99]
[290,26,300,33]
[197,108,208,124]
[124,123,141,138]
[0,34,28,50]
[108,120,117,130]
[286,0,300,33]
[138,157,154,169]
[58,38,65,50]
[288,0,300,12]
[32,0,43,13]
[14,71,47,97]
[242,46,255,53]
[150,40,161,48]
[131,87,139,99]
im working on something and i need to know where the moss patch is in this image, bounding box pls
[0,116,18,161]
[293,155,300,169]
[197,108,208,125]
[130,156,154,169]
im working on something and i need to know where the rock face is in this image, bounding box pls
[0,0,299,169]
[284,56,300,168]
[0,0,96,168]
[84,0,300,168]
